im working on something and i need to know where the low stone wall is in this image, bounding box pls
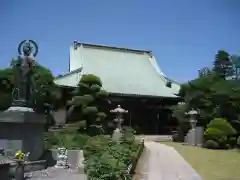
[128,139,145,175]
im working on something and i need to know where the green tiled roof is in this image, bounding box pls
[54,42,180,97]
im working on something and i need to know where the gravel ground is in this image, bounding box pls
[133,141,202,180]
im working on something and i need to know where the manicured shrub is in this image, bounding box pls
[80,74,102,87]
[68,74,109,136]
[204,127,225,140]
[206,118,236,135]
[203,140,219,149]
[204,118,237,149]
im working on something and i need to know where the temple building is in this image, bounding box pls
[54,41,181,134]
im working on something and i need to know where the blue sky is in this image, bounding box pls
[0,0,239,82]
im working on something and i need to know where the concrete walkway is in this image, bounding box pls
[133,142,202,180]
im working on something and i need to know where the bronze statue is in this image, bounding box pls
[12,40,38,107]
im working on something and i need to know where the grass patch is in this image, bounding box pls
[162,142,240,180]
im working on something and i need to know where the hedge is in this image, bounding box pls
[83,128,143,180]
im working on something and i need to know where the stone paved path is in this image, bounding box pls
[25,167,87,180]
[133,142,202,180]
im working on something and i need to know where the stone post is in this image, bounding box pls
[185,109,198,146]
[189,119,197,146]
[15,160,24,180]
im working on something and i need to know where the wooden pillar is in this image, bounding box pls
[155,113,159,134]
[129,110,132,126]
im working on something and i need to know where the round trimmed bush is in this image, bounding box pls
[204,118,237,149]
[206,118,237,135]
[80,74,102,87]
[204,127,225,140]
[203,140,219,149]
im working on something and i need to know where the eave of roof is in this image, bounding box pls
[55,67,83,80]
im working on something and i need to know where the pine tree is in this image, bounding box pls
[67,74,109,136]
[213,50,233,79]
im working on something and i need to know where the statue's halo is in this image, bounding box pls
[18,40,38,57]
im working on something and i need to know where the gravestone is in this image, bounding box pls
[0,40,46,161]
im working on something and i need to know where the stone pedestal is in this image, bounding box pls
[15,161,24,180]
[189,119,197,146]
[0,163,11,180]
[0,108,46,161]
[112,128,122,142]
[185,126,204,146]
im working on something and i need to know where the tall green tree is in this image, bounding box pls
[231,55,240,79]
[198,67,212,77]
[175,50,240,126]
[213,50,233,79]
[0,68,14,110]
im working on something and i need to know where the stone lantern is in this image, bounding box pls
[185,109,198,146]
[110,105,128,130]
[185,109,198,129]
[110,105,128,141]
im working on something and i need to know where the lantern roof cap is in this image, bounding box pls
[110,105,128,113]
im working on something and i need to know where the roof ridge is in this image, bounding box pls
[73,41,152,54]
